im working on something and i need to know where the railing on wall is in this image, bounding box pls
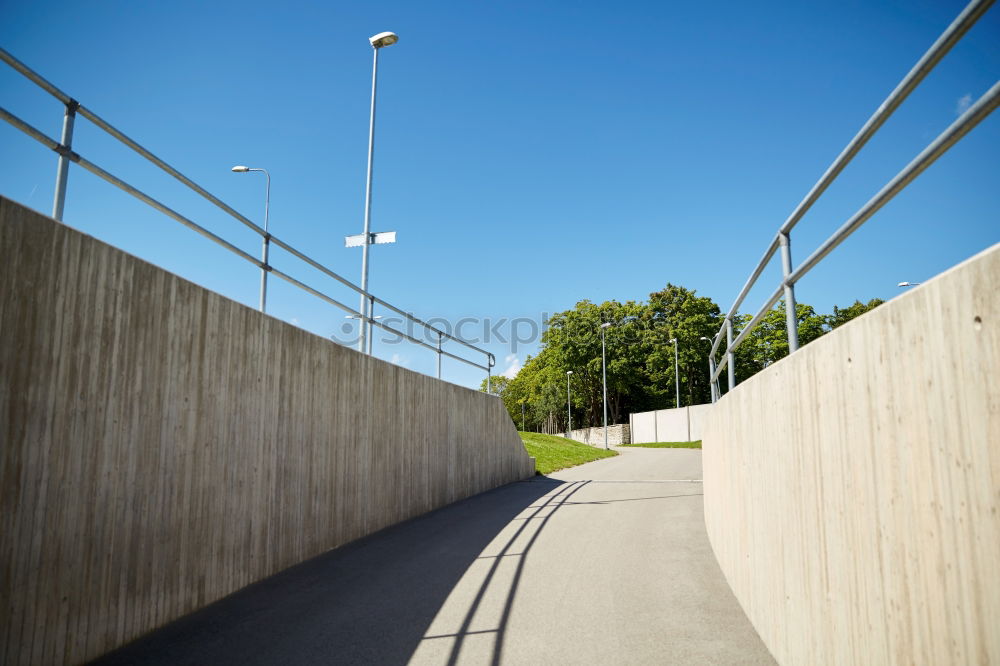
[706,0,998,402]
[0,47,496,389]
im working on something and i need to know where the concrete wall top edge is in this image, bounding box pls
[0,195,493,400]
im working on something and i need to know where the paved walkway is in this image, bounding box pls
[97,447,774,665]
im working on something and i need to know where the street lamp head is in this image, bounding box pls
[600,322,612,329]
[670,338,677,344]
[898,281,920,287]
[700,336,710,341]
[231,165,249,173]
[567,370,573,375]
[370,31,398,48]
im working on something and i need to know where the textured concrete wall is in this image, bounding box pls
[629,405,711,443]
[555,424,630,447]
[703,243,1000,665]
[0,197,535,666]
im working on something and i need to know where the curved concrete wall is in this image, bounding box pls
[703,243,1000,665]
[0,197,535,665]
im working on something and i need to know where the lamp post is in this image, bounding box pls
[669,337,680,409]
[357,31,399,354]
[566,370,573,438]
[520,400,526,432]
[898,281,921,287]
[601,322,611,450]
[231,165,270,312]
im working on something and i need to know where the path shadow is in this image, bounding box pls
[91,477,564,666]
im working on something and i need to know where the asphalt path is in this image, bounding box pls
[95,447,774,665]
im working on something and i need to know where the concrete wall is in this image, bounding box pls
[629,404,711,443]
[555,424,630,447]
[0,197,535,666]
[702,243,1000,665]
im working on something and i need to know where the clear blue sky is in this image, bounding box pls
[2,0,997,388]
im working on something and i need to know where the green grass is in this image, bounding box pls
[518,431,618,475]
[620,441,702,449]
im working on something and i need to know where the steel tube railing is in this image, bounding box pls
[706,0,995,400]
[709,78,998,386]
[777,0,993,238]
[0,49,497,381]
[0,47,73,103]
[788,80,1000,285]
[714,233,780,357]
[269,232,489,358]
[0,106,265,268]
[267,267,491,371]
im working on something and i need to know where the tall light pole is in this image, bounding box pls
[669,337,680,409]
[357,31,399,353]
[601,322,611,450]
[520,400,526,432]
[566,370,573,438]
[231,166,270,312]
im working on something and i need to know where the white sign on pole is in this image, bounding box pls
[345,231,397,248]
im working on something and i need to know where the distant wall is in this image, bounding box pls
[703,244,1000,665]
[629,404,711,443]
[0,197,535,666]
[555,424,630,447]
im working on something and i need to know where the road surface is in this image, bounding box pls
[96,447,774,665]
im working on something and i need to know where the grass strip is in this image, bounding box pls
[620,441,702,449]
[518,431,618,475]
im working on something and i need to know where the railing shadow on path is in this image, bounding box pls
[90,477,567,666]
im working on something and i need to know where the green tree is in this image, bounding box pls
[645,284,723,408]
[479,286,883,426]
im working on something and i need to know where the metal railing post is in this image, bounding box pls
[709,357,717,403]
[258,169,271,313]
[259,234,270,312]
[726,318,736,392]
[52,99,78,220]
[779,232,800,353]
[367,296,375,355]
[436,331,442,379]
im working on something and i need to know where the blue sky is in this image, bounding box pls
[1,0,997,388]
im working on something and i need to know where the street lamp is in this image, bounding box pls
[520,399,526,432]
[898,281,921,287]
[700,336,717,403]
[357,31,399,354]
[669,337,680,409]
[231,165,270,312]
[566,370,573,438]
[600,322,612,450]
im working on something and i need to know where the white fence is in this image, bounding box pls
[629,404,712,443]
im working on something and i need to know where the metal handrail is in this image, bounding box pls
[707,0,997,399]
[0,47,496,385]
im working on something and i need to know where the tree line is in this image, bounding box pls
[481,283,883,433]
